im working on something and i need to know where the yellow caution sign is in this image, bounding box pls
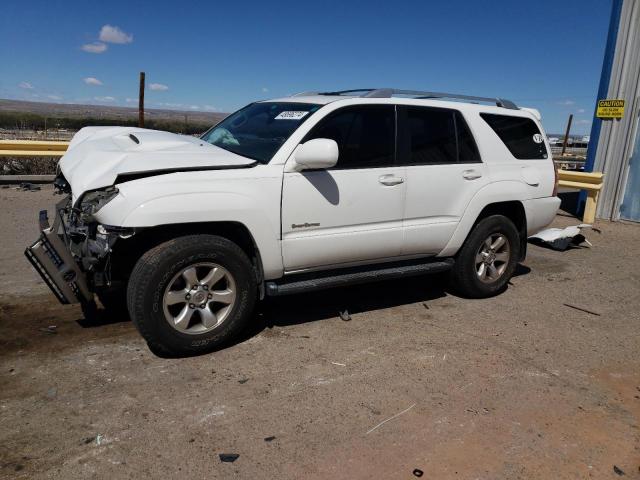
[596,99,625,119]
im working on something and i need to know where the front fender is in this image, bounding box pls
[95,170,284,279]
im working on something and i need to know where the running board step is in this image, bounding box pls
[265,259,455,296]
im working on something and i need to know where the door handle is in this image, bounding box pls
[378,174,404,186]
[462,169,482,180]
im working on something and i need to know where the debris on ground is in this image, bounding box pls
[366,403,416,434]
[16,182,41,192]
[413,469,424,477]
[529,224,600,251]
[331,361,346,366]
[238,378,249,384]
[39,325,57,334]
[95,434,104,446]
[422,302,429,310]
[563,303,601,316]
[339,310,351,322]
[613,465,625,475]
[264,436,276,442]
[219,453,240,463]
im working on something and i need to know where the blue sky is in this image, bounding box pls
[0,0,612,134]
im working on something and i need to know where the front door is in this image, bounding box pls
[281,105,405,271]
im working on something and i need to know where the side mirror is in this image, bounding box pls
[293,138,338,171]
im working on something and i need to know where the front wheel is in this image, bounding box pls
[449,215,520,298]
[127,235,257,356]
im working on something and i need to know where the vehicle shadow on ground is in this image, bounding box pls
[75,267,532,358]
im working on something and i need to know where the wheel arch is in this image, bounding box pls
[472,201,527,261]
[439,181,530,260]
[110,221,266,297]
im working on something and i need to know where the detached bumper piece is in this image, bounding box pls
[24,208,91,305]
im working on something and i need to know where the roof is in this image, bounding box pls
[261,88,519,110]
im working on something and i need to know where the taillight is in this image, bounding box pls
[552,164,559,196]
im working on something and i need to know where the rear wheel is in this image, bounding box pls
[450,215,520,298]
[127,235,257,356]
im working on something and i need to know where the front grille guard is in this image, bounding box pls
[24,196,92,305]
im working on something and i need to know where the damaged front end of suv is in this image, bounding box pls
[24,173,134,307]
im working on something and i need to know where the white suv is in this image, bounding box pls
[26,88,560,355]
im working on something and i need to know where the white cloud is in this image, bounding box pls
[189,105,200,110]
[203,105,218,111]
[81,42,108,53]
[262,87,269,93]
[149,83,169,91]
[83,77,103,86]
[577,108,586,113]
[557,99,575,106]
[47,95,62,101]
[19,81,34,89]
[94,96,116,102]
[125,98,137,103]
[99,25,133,44]
[575,119,591,125]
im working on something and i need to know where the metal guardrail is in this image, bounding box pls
[557,170,604,224]
[0,140,69,157]
[0,140,605,223]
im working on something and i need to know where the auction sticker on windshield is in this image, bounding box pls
[275,111,309,120]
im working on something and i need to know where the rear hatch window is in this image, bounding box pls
[480,113,548,159]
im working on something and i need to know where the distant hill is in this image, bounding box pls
[0,98,228,125]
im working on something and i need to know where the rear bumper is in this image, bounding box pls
[24,200,92,305]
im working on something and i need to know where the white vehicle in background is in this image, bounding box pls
[26,88,560,355]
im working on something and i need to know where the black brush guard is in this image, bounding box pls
[24,198,92,305]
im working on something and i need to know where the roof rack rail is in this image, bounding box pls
[295,88,518,109]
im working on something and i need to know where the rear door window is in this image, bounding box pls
[480,113,548,159]
[398,106,480,165]
[303,105,395,169]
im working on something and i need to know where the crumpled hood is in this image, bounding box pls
[59,126,255,197]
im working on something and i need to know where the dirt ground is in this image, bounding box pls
[1,185,639,479]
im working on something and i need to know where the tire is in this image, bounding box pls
[449,215,520,298]
[127,235,257,356]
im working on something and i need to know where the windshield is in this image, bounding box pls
[201,102,321,163]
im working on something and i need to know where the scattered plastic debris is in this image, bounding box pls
[339,310,351,321]
[413,468,424,477]
[95,434,104,446]
[422,302,429,310]
[219,453,240,463]
[16,182,41,192]
[331,362,346,367]
[264,436,276,442]
[613,465,625,476]
[238,378,249,384]
[563,303,601,316]
[39,325,57,334]
[529,224,599,251]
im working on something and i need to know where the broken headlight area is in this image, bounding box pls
[53,172,71,195]
[77,187,119,222]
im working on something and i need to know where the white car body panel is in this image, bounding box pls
[60,94,560,281]
[281,166,406,270]
[60,126,254,201]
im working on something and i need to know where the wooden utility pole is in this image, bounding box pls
[561,114,573,156]
[138,72,145,128]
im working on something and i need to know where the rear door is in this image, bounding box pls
[398,106,488,255]
[281,105,405,271]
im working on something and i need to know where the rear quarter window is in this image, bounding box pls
[480,113,548,160]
